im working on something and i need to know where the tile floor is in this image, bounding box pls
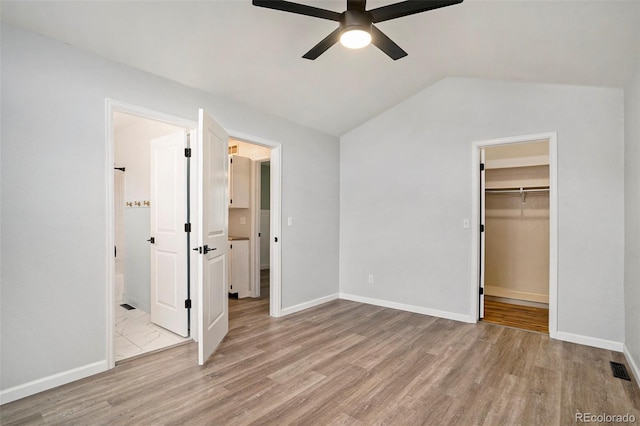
[115,304,191,362]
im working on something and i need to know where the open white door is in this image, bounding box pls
[150,131,189,337]
[196,109,229,365]
[479,149,486,319]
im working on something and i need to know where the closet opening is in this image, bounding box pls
[471,133,558,337]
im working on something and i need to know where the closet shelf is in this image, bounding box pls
[485,186,549,204]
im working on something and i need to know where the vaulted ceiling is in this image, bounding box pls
[2,1,638,136]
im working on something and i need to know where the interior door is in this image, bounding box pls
[479,148,486,319]
[197,109,229,365]
[150,131,189,337]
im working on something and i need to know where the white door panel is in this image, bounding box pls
[155,251,178,307]
[204,255,226,333]
[150,131,188,337]
[197,109,229,365]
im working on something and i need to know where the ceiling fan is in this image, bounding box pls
[252,0,463,60]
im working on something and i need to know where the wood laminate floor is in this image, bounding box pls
[2,291,639,425]
[482,299,549,334]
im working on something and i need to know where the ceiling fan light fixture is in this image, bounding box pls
[340,28,371,49]
[339,10,372,49]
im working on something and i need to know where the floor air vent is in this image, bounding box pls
[120,303,136,311]
[610,361,631,381]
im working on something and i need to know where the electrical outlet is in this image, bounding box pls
[287,217,293,227]
[240,217,246,225]
[368,275,374,284]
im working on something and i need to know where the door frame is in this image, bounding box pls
[105,100,284,368]
[252,156,271,298]
[470,131,558,339]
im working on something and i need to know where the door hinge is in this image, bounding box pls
[480,224,485,232]
[230,244,233,249]
[479,287,484,295]
[274,237,278,243]
[185,299,192,309]
[480,163,485,171]
[185,148,192,158]
[258,232,261,237]
[230,157,233,164]
[184,223,191,232]
[230,199,232,205]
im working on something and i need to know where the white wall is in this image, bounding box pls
[624,53,640,378]
[340,77,625,345]
[229,209,251,239]
[0,24,339,399]
[114,115,184,202]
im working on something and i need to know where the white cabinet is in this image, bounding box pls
[229,155,251,208]
[228,239,250,298]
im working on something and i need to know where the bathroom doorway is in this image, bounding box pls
[113,111,192,362]
[108,101,284,368]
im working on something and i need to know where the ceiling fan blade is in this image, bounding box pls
[347,0,366,12]
[369,0,463,23]
[370,25,407,60]
[252,0,341,21]
[302,28,341,60]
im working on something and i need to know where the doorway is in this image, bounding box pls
[106,100,284,368]
[471,132,558,338]
[482,141,550,333]
[226,139,272,318]
[113,111,192,362]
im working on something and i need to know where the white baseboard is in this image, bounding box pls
[485,286,549,304]
[623,344,640,386]
[555,331,623,352]
[0,360,108,405]
[280,293,339,316]
[339,293,474,323]
[485,295,548,309]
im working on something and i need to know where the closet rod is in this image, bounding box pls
[485,187,548,194]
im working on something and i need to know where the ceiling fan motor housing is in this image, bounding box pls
[340,10,372,35]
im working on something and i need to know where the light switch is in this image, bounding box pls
[463,218,470,229]
[287,217,293,227]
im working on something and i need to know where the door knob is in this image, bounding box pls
[147,237,155,244]
[203,245,217,254]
